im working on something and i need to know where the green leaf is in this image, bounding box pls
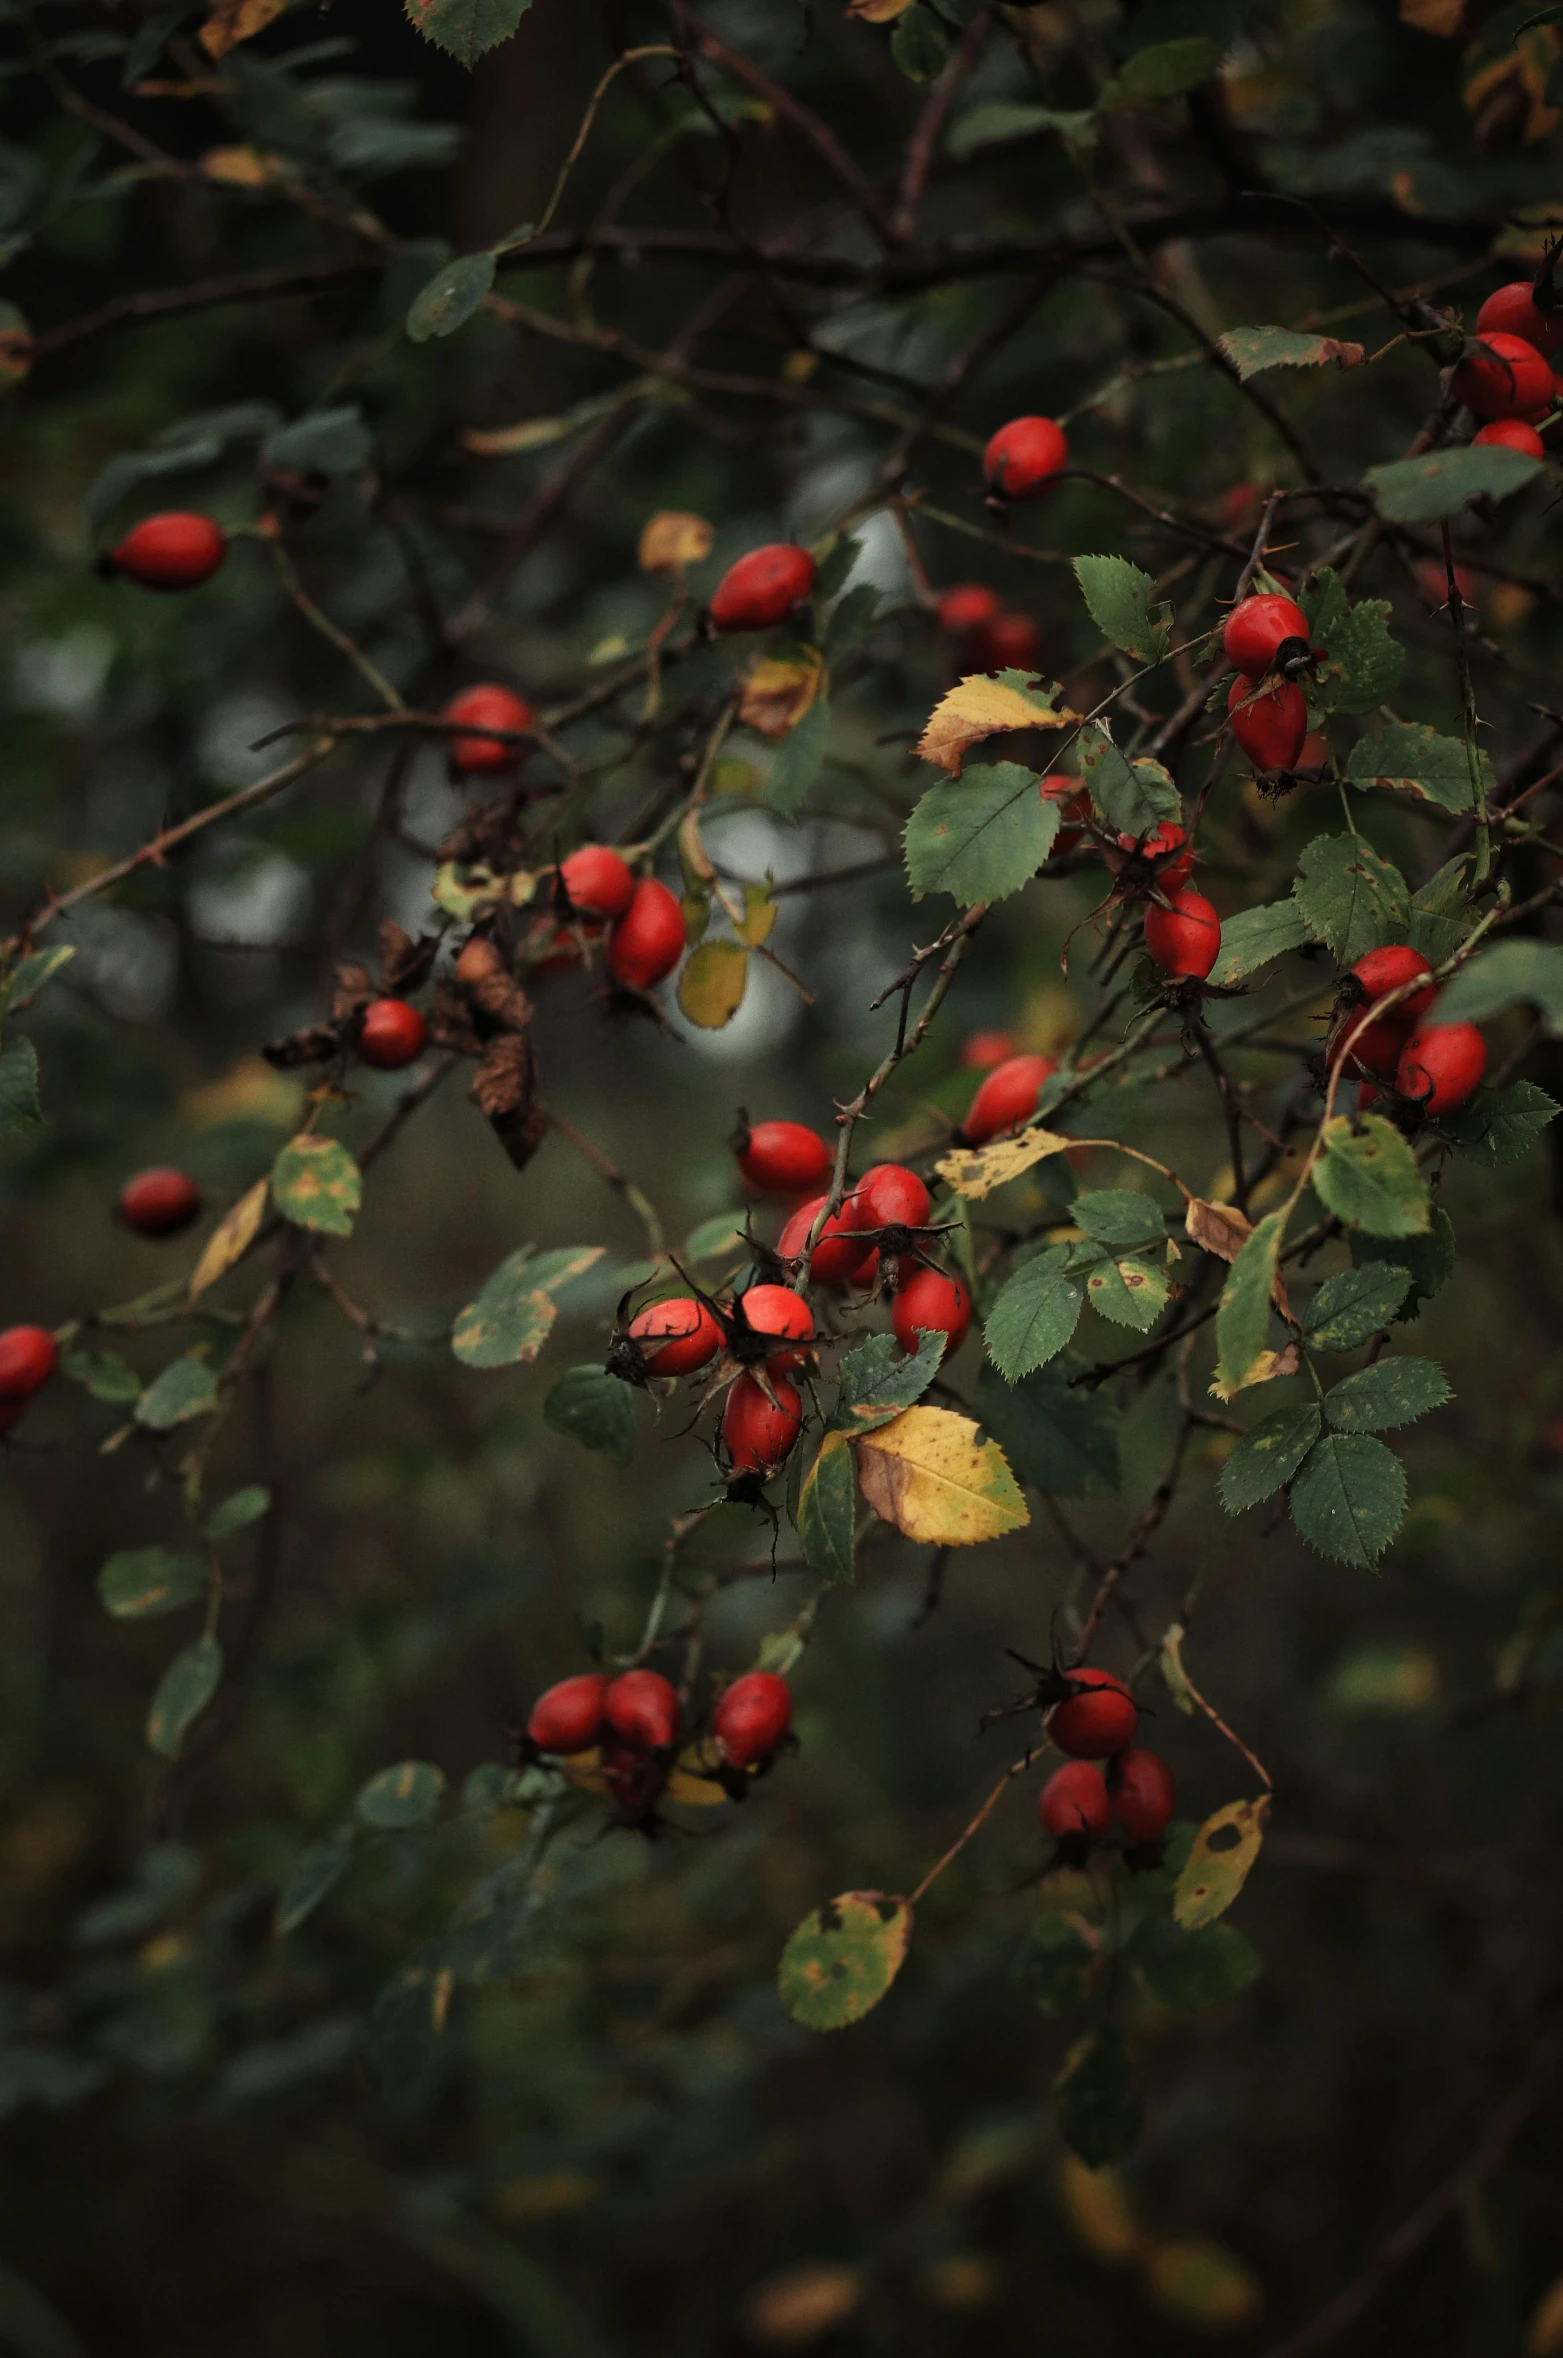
[271,1133,362,1238]
[1312,597,1402,717]
[778,1891,911,2030]
[404,0,534,66]
[61,1347,141,1405]
[1289,1431,1407,1566]
[1442,1079,1560,1166]
[973,1360,1119,1497]
[1018,1915,1098,2016]
[1293,834,1409,965]
[365,1966,447,2092]
[1072,555,1170,661]
[824,582,881,658]
[833,1330,943,1436]
[1313,1114,1430,1238]
[1217,1404,1322,1511]
[1350,1211,1455,1319]
[146,1632,222,1756]
[451,1244,603,1368]
[134,1354,219,1430]
[682,1209,747,1264]
[1209,897,1313,985]
[947,100,1099,159]
[205,1485,270,1539]
[1083,1253,1170,1331]
[1364,444,1543,522]
[983,1246,1084,1381]
[1345,723,1481,814]
[0,1037,42,1140]
[1213,1210,1286,1395]
[903,762,1060,906]
[0,943,73,1021]
[1131,1918,1261,2010]
[1072,1189,1166,1249]
[1080,725,1181,836]
[1324,1356,1451,1432]
[405,250,496,340]
[259,407,372,475]
[1055,2026,1144,2166]
[765,694,831,819]
[543,1364,635,1466]
[274,1828,355,1938]
[1436,939,1563,1031]
[795,1429,857,1582]
[1217,324,1364,381]
[891,2,952,80]
[1300,1264,1413,1350]
[1106,33,1223,102]
[1410,856,1475,963]
[97,1546,207,1619]
[356,1760,446,1829]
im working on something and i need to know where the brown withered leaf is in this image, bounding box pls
[261,1021,343,1071]
[916,674,1078,779]
[199,0,285,55]
[740,653,823,740]
[429,981,483,1058]
[1184,1196,1291,1318]
[638,511,714,573]
[1400,0,1464,28]
[1208,1342,1301,1403]
[437,796,527,868]
[379,920,438,995]
[847,0,913,19]
[474,1034,546,1172]
[468,968,533,1035]
[331,963,375,1023]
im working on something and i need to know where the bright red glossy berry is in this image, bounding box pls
[1040,775,1091,851]
[0,1326,57,1402]
[1354,945,1436,1022]
[608,878,686,989]
[777,1193,873,1287]
[442,683,535,775]
[358,998,427,1069]
[983,415,1068,500]
[1453,330,1554,419]
[937,583,1000,638]
[736,1119,833,1196]
[1050,1666,1139,1760]
[527,1673,609,1754]
[626,1297,723,1377]
[1473,417,1546,457]
[709,543,816,632]
[1144,888,1221,981]
[108,512,226,590]
[1222,592,1311,677]
[962,1052,1056,1146]
[604,1667,680,1751]
[1115,819,1193,888]
[960,1029,1016,1070]
[891,1266,971,1358]
[1476,280,1563,358]
[119,1167,202,1238]
[712,1670,793,1768]
[1038,1759,1112,1841]
[722,1372,804,1475]
[560,844,636,921]
[856,1163,931,1231]
[1336,1010,1414,1084]
[978,610,1042,672]
[734,1284,814,1372]
[1396,1020,1487,1116]
[1109,1747,1175,1844]
[1227,673,1309,771]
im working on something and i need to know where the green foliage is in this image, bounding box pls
[97,1547,207,1619]
[778,1893,912,2029]
[1289,1432,1407,1567]
[1213,1211,1286,1395]
[1363,444,1544,520]
[1218,1405,1322,1512]
[451,1246,602,1369]
[1055,2027,1144,2166]
[1313,1116,1431,1238]
[904,762,1060,904]
[543,1364,636,1465]
[1300,1264,1413,1351]
[146,1634,222,1757]
[1323,1357,1451,1432]
[795,1430,857,1581]
[1072,555,1171,661]
[983,1246,1084,1380]
[1294,834,1409,965]
[405,251,496,340]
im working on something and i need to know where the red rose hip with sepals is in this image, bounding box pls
[856,1163,931,1231]
[1038,1759,1112,1841]
[708,543,816,632]
[712,1670,792,1768]
[624,1297,723,1378]
[1108,1747,1175,1844]
[1395,1021,1487,1115]
[1114,819,1193,890]
[604,1668,680,1751]
[1049,1666,1139,1758]
[608,878,686,989]
[961,1053,1056,1145]
[735,1118,833,1197]
[1144,888,1221,981]
[1227,673,1309,771]
[560,845,636,921]
[1353,945,1436,1022]
[891,1266,970,1359]
[119,1167,202,1238]
[1335,945,1436,1079]
[442,684,535,775]
[982,415,1068,500]
[1040,777,1091,852]
[1453,330,1554,419]
[777,1192,872,1286]
[1474,418,1546,456]
[0,1326,56,1402]
[722,1372,803,1475]
[527,1673,609,1755]
[358,998,427,1069]
[1476,279,1563,358]
[1222,593,1312,677]
[732,1283,814,1372]
[108,512,227,590]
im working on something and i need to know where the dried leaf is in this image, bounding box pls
[856,1405,1029,1546]
[740,652,823,740]
[638,510,714,572]
[848,0,914,18]
[198,0,285,57]
[935,1127,1075,1199]
[678,939,749,1028]
[379,920,437,994]
[186,1179,268,1303]
[1208,1341,1300,1402]
[734,883,776,947]
[470,1032,532,1121]
[200,145,281,185]
[261,1021,342,1070]
[1184,1197,1254,1263]
[915,673,1079,779]
[331,962,375,1023]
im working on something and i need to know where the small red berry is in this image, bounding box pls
[527,1672,609,1754]
[1222,592,1312,677]
[1227,673,1309,770]
[626,1297,723,1377]
[891,1265,971,1358]
[1144,888,1221,981]
[1473,418,1546,457]
[777,1193,873,1287]
[358,998,427,1069]
[712,1670,793,1768]
[977,610,1042,672]
[604,1667,680,1751]
[709,543,816,632]
[1353,945,1435,1021]
[560,844,636,921]
[856,1163,931,1231]
[608,878,686,989]
[119,1167,203,1238]
[108,512,226,590]
[1038,1759,1112,1841]
[1336,1011,1414,1084]
[736,1119,833,1196]
[937,583,1001,638]
[722,1372,804,1475]
[1475,280,1563,358]
[1109,1747,1175,1845]
[961,1052,1056,1145]
[442,683,535,775]
[1453,330,1555,420]
[1050,1666,1139,1759]
[960,1029,1016,1070]
[1114,819,1193,888]
[1040,776,1091,852]
[734,1284,814,1372]
[983,415,1068,500]
[1395,1020,1487,1115]
[0,1326,56,1402]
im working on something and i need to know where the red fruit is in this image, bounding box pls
[1115,818,1193,888]
[977,610,1042,672]
[960,1029,1016,1070]
[856,1248,881,1289]
[527,1673,609,1755]
[734,1284,814,1373]
[1144,888,1221,981]
[1038,1759,1112,1841]
[1050,1666,1139,1760]
[937,583,1001,638]
[722,1372,803,1475]
[0,1326,56,1402]
[1353,945,1435,1021]
[560,844,636,921]
[1227,673,1309,770]
[119,1167,202,1238]
[1109,1747,1175,1845]
[1040,775,1091,852]
[604,1668,680,1751]
[1396,1020,1487,1116]
[608,878,686,989]
[1453,330,1555,420]
[1336,1011,1414,1084]
[709,543,816,632]
[358,998,427,1069]
[1473,417,1546,457]
[626,1297,723,1377]
[891,1266,971,1358]
[983,415,1068,500]
[736,1119,833,1196]
[962,1052,1056,1145]
[1476,280,1563,359]
[712,1670,793,1767]
[856,1163,931,1231]
[777,1193,873,1286]
[108,512,227,590]
[1222,592,1312,676]
[442,683,535,775]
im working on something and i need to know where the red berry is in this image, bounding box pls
[1222,592,1311,676]
[891,1265,971,1358]
[1040,775,1091,851]
[1115,819,1193,888]
[1476,280,1563,358]
[960,1029,1016,1070]
[560,844,636,921]
[736,1119,833,1196]
[983,415,1068,500]
[0,1326,56,1402]
[608,878,686,989]
[777,1193,873,1287]
[962,1053,1056,1145]
[976,610,1042,672]
[1144,888,1221,981]
[1109,1747,1175,1844]
[1038,1759,1112,1841]
[108,512,226,590]
[1227,673,1309,770]
[712,1670,793,1767]
[442,683,535,775]
[604,1667,680,1751]
[1353,945,1435,1022]
[1395,1020,1487,1115]
[722,1372,804,1475]
[1336,1011,1414,1084]
[734,1284,814,1372]
[119,1167,203,1238]
[708,543,816,632]
[1473,417,1546,457]
[856,1163,931,1230]
[358,998,427,1069]
[1453,330,1554,420]
[937,583,1001,638]
[1050,1666,1139,1759]
[626,1297,723,1377]
[527,1672,609,1754]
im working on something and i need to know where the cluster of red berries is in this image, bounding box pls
[1035,1667,1175,1862]
[523,1665,793,1822]
[936,584,1041,677]
[1331,945,1487,1116]
[0,1324,58,1438]
[1452,274,1563,456]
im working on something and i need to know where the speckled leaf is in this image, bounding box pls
[451,1245,603,1368]
[1173,1797,1269,1931]
[856,1405,1028,1545]
[778,1892,912,2030]
[271,1134,361,1238]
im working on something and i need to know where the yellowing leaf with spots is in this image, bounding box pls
[935,1127,1075,1199]
[778,1891,911,2030]
[271,1133,362,1238]
[740,652,823,739]
[678,939,749,1028]
[1173,1796,1270,1931]
[199,0,285,56]
[638,510,713,573]
[916,672,1079,778]
[856,1405,1028,1545]
[186,1176,268,1303]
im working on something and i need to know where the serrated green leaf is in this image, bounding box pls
[1313,596,1402,716]
[1346,723,1480,813]
[1217,325,1363,381]
[1105,33,1222,102]
[1301,1264,1412,1350]
[1293,835,1409,965]
[1289,1431,1407,1566]
[452,1245,603,1368]
[405,0,535,67]
[891,1,951,80]
[972,1359,1119,1497]
[275,1828,355,1938]
[1218,1404,1322,1511]
[61,1347,142,1404]
[766,693,831,818]
[543,1364,635,1465]
[1055,2026,1143,2166]
[0,943,73,1021]
[134,1354,219,1430]
[983,1246,1083,1380]
[1350,1210,1455,1319]
[260,407,371,475]
[1324,1356,1451,1432]
[1174,1798,1267,1931]
[833,1330,943,1435]
[146,1632,222,1757]
[1410,856,1475,963]
[356,1760,446,1829]
[271,1133,362,1238]
[205,1485,271,1539]
[1072,554,1169,661]
[778,1891,911,2029]
[1131,1918,1261,2010]
[1213,1210,1287,1395]
[795,1429,857,1582]
[1084,1253,1169,1331]
[405,250,495,341]
[1442,1079,1559,1166]
[97,1546,207,1619]
[1210,897,1314,985]
[1080,725,1181,837]
[1072,1189,1167,1249]
[903,763,1060,906]
[0,1036,42,1140]
[1436,939,1563,1032]
[1364,444,1543,522]
[1313,1114,1430,1237]
[947,100,1099,158]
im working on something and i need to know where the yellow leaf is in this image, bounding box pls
[916,673,1078,779]
[180,1054,301,1131]
[198,0,285,58]
[743,2264,862,2348]
[1525,2266,1563,2355]
[1173,1796,1270,1931]
[1186,1195,1291,1316]
[464,417,579,457]
[639,510,714,573]
[1158,1622,1199,1717]
[1057,2154,1143,2264]
[734,883,776,948]
[185,1179,268,1305]
[935,1127,1075,1200]
[663,1738,731,1807]
[678,939,749,1028]
[856,1405,1029,1546]
[740,652,823,740]
[200,144,281,185]
[1207,1341,1300,1402]
[848,0,914,19]
[1145,2238,1263,2328]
